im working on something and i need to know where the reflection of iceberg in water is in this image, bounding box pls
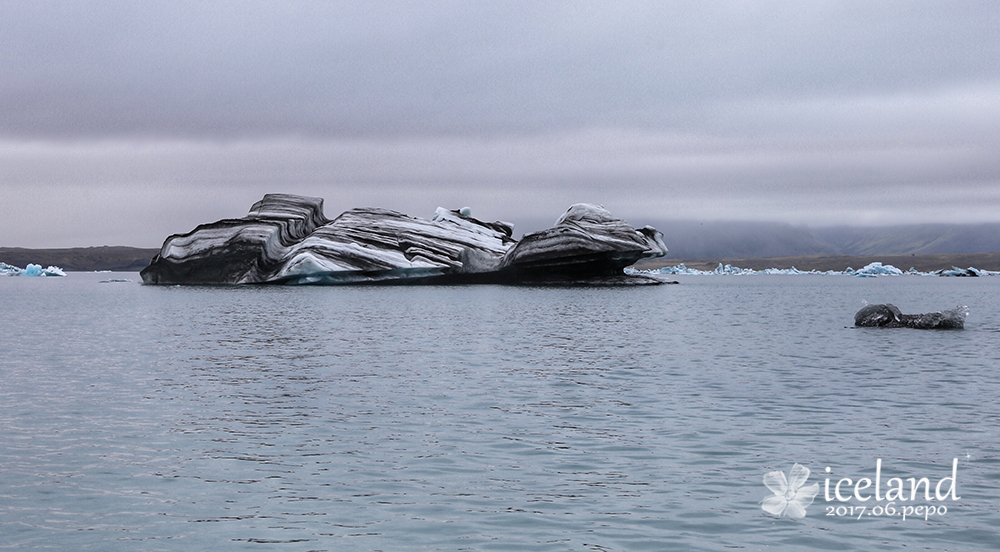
[2,262,66,277]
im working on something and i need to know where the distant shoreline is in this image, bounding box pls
[0,246,159,272]
[4,246,1000,273]
[634,252,1000,272]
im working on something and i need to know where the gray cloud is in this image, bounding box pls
[1,1,999,247]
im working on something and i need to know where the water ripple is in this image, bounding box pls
[1,274,998,550]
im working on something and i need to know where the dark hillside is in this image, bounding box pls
[642,221,1000,259]
[635,252,1000,272]
[0,246,159,272]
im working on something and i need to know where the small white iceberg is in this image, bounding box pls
[847,262,904,277]
[2,262,66,277]
[636,260,997,277]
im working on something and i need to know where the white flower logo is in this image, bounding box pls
[761,463,819,519]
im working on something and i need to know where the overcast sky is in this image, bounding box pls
[2,1,999,248]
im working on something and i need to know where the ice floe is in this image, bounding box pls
[635,261,999,277]
[1,262,66,277]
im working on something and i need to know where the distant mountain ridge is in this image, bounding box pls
[0,246,159,272]
[2,222,999,271]
[647,221,1000,260]
[811,224,1000,256]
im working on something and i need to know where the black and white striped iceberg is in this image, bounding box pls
[140,194,667,285]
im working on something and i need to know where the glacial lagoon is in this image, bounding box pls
[2,272,999,551]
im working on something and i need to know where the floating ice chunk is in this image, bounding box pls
[852,262,903,276]
[937,266,980,277]
[855,303,968,329]
[642,263,691,275]
[714,263,753,275]
[2,263,66,277]
[641,260,978,277]
[646,264,846,276]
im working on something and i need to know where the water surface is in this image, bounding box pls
[2,273,998,550]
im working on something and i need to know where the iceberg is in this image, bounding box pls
[849,262,904,277]
[42,265,66,277]
[641,263,865,276]
[934,266,993,277]
[854,303,968,329]
[2,262,66,277]
[140,194,668,285]
[640,261,998,277]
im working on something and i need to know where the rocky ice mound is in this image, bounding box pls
[140,194,667,285]
[854,303,968,329]
[498,204,668,283]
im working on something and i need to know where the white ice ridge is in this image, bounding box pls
[632,261,1000,277]
[1,262,66,277]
